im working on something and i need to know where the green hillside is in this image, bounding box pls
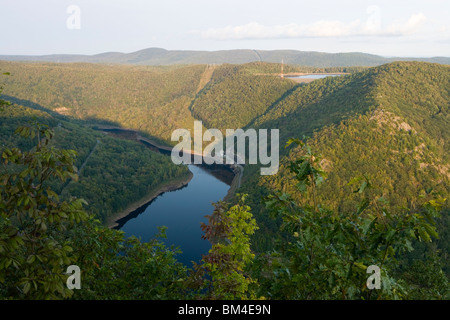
[2,60,447,224]
[189,62,367,131]
[190,64,296,130]
[0,61,206,144]
[0,103,190,224]
[236,62,449,251]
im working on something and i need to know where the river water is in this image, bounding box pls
[116,164,231,267]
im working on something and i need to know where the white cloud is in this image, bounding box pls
[200,13,427,40]
[385,13,427,36]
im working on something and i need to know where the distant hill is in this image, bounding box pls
[1,47,449,67]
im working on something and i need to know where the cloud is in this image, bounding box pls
[200,13,427,40]
[385,13,427,36]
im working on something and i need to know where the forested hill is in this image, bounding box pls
[0,102,191,224]
[1,47,449,67]
[189,64,296,130]
[0,61,362,144]
[0,62,207,144]
[238,61,449,250]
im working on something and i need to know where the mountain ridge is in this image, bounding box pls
[1,47,449,67]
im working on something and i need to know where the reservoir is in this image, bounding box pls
[115,164,231,267]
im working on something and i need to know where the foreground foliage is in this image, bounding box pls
[188,195,258,299]
[253,139,447,299]
[0,120,187,299]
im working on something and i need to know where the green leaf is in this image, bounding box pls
[26,255,36,264]
[285,138,304,149]
[23,282,31,294]
[354,262,367,270]
[359,181,368,194]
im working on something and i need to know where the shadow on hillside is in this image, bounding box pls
[2,95,122,128]
[248,70,376,156]
[1,94,238,185]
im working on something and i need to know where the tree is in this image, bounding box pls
[188,195,259,300]
[0,119,88,299]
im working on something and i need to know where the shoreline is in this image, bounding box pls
[107,164,242,229]
[106,170,194,229]
[95,126,242,228]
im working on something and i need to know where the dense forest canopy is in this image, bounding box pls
[0,60,448,300]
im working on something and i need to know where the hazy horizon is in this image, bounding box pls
[1,46,449,60]
[0,0,449,58]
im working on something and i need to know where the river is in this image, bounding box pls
[115,165,230,266]
[99,128,236,267]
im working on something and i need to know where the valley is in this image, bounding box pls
[1,58,448,300]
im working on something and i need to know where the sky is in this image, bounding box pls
[0,0,449,57]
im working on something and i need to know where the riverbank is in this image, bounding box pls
[95,126,242,227]
[223,164,243,202]
[108,164,242,228]
[106,171,194,228]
